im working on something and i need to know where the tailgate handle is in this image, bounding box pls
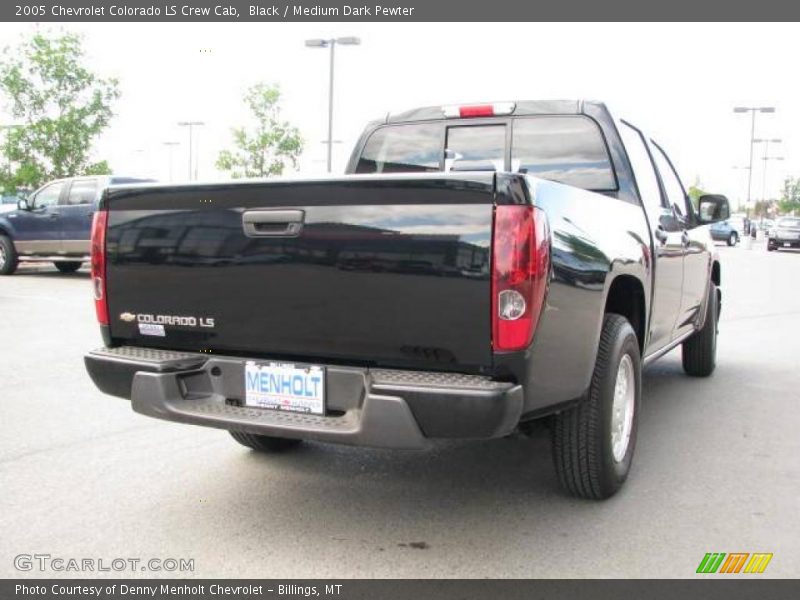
[242,209,305,237]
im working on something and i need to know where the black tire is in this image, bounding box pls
[727,232,738,246]
[682,282,718,377]
[767,241,776,252]
[229,431,303,452]
[0,234,18,275]
[54,261,82,273]
[552,314,641,500]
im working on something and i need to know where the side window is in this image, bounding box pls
[65,179,99,206]
[618,122,666,217]
[31,182,64,209]
[355,123,443,173]
[650,142,691,219]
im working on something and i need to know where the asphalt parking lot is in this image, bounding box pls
[1,241,798,578]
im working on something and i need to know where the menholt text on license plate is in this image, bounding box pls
[244,362,325,415]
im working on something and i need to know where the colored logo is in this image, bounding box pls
[120,312,136,322]
[696,552,773,574]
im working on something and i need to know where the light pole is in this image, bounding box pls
[761,155,784,205]
[732,166,751,212]
[733,106,775,217]
[753,138,782,203]
[305,36,361,173]
[178,121,205,181]
[163,141,180,182]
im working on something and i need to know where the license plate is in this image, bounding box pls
[785,242,791,247]
[244,361,325,415]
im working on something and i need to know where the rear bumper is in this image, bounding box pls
[769,237,800,246]
[84,346,523,449]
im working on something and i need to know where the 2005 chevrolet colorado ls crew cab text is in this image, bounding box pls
[84,100,729,499]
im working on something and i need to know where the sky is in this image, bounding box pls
[0,22,797,208]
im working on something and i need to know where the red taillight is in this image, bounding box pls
[90,210,109,325]
[491,205,550,351]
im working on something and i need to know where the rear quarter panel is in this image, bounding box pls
[503,177,652,414]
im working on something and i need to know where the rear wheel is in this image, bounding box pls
[54,261,82,274]
[229,431,303,452]
[552,314,641,500]
[0,235,18,275]
[727,232,738,246]
[767,241,776,252]
[682,282,718,377]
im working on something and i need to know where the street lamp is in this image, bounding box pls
[177,121,205,181]
[761,155,785,203]
[754,138,782,202]
[305,36,361,173]
[732,165,751,212]
[733,106,776,217]
[163,141,180,182]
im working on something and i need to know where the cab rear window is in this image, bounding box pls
[512,117,616,191]
[355,116,616,192]
[355,123,442,173]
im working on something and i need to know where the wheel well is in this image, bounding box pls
[604,275,645,352]
[711,261,721,287]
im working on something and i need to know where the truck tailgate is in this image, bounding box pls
[104,175,495,372]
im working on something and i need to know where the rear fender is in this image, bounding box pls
[507,178,651,416]
[0,216,15,239]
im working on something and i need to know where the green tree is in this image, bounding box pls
[778,176,800,215]
[687,177,707,211]
[216,83,303,179]
[0,32,120,192]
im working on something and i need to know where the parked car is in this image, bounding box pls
[727,214,747,237]
[84,100,728,499]
[710,219,740,246]
[767,216,800,251]
[0,175,154,274]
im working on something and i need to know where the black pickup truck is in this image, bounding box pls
[85,100,729,499]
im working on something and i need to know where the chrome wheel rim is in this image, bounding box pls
[611,353,635,462]
[0,244,6,269]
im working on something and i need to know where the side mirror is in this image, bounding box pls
[17,198,29,211]
[697,194,730,225]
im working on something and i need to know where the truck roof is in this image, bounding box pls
[385,99,605,123]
